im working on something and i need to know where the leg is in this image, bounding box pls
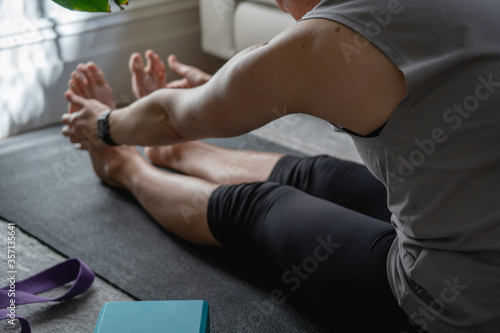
[207,182,417,332]
[146,141,285,185]
[86,144,220,246]
[146,143,390,221]
[268,155,392,221]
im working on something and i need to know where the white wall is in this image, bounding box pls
[0,0,224,139]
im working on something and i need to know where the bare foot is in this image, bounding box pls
[145,141,284,185]
[88,145,144,188]
[129,50,166,99]
[67,62,116,112]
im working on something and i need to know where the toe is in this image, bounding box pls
[129,52,144,73]
[167,54,178,71]
[69,75,86,97]
[159,59,166,73]
[77,64,87,82]
[69,79,83,96]
[129,53,144,75]
[145,50,155,73]
[159,60,166,81]
[88,62,107,85]
[145,49,154,60]
[75,71,91,97]
[81,64,96,87]
[76,64,92,91]
[150,52,160,72]
[168,55,189,78]
[130,53,148,99]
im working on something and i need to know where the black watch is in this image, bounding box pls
[97,110,119,146]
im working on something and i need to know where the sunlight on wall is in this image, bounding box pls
[0,0,66,139]
[0,41,65,139]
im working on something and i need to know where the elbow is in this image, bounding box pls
[164,117,185,144]
[150,89,187,145]
[158,106,185,145]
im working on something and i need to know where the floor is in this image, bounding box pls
[0,114,362,332]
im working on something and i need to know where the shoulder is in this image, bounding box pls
[264,18,407,135]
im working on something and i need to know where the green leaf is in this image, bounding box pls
[51,0,110,12]
[51,0,131,13]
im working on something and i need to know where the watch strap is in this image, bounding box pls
[97,110,119,146]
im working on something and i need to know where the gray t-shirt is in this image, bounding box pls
[302,1,500,332]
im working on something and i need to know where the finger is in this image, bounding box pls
[166,78,190,89]
[66,92,88,108]
[65,89,84,114]
[61,113,72,125]
[63,109,84,126]
[66,89,83,114]
[62,124,76,138]
[62,125,70,135]
[73,143,89,151]
[62,127,82,142]
[62,122,87,144]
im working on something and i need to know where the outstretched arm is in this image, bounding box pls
[63,18,406,147]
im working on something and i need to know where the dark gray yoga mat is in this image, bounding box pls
[0,126,333,332]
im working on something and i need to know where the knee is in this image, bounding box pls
[206,182,294,248]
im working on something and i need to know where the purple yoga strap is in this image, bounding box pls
[0,258,95,333]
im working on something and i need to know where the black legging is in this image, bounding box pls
[207,155,420,332]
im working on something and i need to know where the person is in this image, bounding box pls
[60,0,500,332]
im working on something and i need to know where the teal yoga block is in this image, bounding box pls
[94,300,210,333]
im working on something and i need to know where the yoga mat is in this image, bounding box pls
[0,126,333,332]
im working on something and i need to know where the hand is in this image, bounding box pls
[166,55,212,89]
[61,92,110,150]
